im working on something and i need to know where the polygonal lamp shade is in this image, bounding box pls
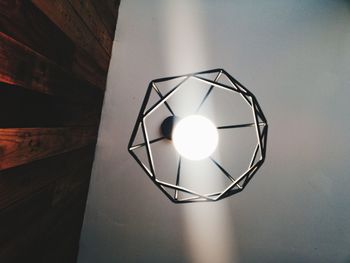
[128,69,268,203]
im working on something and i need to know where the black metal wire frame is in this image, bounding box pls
[128,68,268,203]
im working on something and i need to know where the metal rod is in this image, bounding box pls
[129,136,165,151]
[249,144,260,169]
[220,69,253,96]
[262,125,268,157]
[152,82,175,116]
[180,191,221,201]
[141,121,156,177]
[243,165,260,188]
[219,72,253,106]
[252,103,263,159]
[152,68,222,84]
[192,76,238,93]
[129,150,154,179]
[210,157,242,189]
[156,180,215,201]
[216,161,262,200]
[174,157,181,200]
[217,122,266,129]
[195,71,222,113]
[157,183,181,202]
[238,89,253,106]
[143,77,189,118]
[128,82,153,150]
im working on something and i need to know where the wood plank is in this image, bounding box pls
[0,82,103,128]
[0,179,91,262]
[0,145,95,211]
[73,46,107,90]
[0,1,119,261]
[0,0,107,89]
[32,0,110,71]
[68,0,113,55]
[0,151,93,246]
[40,197,87,263]
[0,0,74,68]
[92,0,118,38]
[0,127,97,171]
[0,32,104,100]
[0,184,54,263]
[109,0,121,20]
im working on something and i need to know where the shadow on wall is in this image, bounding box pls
[154,1,239,263]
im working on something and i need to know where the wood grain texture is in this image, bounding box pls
[0,175,90,249]
[92,0,119,38]
[0,0,74,68]
[0,82,103,127]
[32,0,110,71]
[0,145,95,211]
[0,180,90,263]
[0,32,103,99]
[68,0,113,55]
[0,0,107,89]
[108,0,121,19]
[0,0,118,261]
[73,45,108,90]
[0,127,97,171]
[0,152,93,260]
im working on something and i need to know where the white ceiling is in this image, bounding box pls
[78,0,350,262]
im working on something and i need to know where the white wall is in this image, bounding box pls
[78,1,350,262]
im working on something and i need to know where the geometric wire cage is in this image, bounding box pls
[128,68,268,203]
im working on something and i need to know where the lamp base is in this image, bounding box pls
[160,116,178,140]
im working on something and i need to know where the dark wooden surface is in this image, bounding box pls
[0,0,120,262]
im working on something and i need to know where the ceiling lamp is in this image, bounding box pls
[128,69,268,203]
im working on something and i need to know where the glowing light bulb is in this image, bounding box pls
[172,115,218,160]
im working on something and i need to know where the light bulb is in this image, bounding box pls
[172,115,219,160]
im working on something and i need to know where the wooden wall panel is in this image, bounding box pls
[0,127,97,170]
[0,32,103,99]
[0,82,103,127]
[68,0,113,55]
[0,0,107,89]
[0,0,119,262]
[92,0,119,38]
[32,0,110,71]
[0,0,75,68]
[0,180,90,262]
[0,145,95,211]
